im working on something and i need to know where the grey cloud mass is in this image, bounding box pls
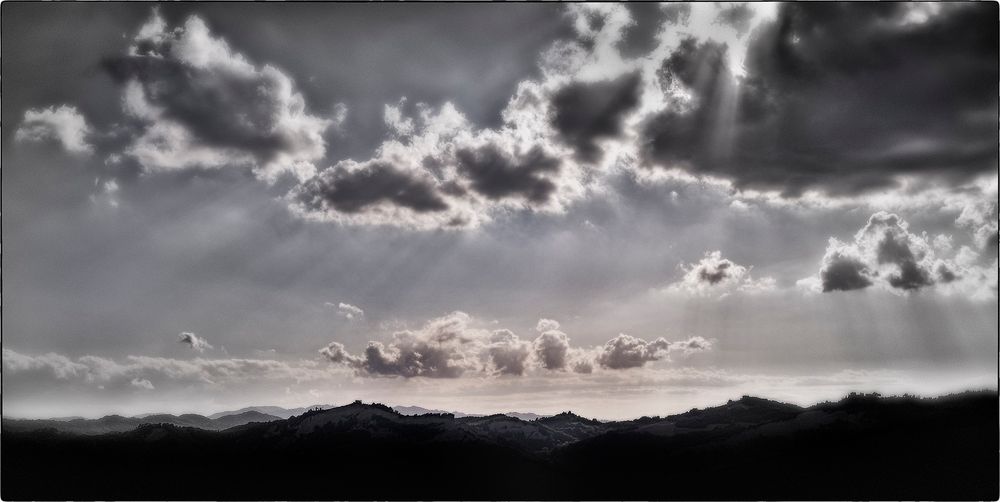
[642,3,998,197]
[486,329,532,376]
[102,12,330,181]
[819,253,874,293]
[532,330,572,371]
[297,161,449,215]
[714,3,755,36]
[617,3,671,58]
[551,72,643,163]
[803,211,998,299]
[595,334,712,370]
[455,144,561,204]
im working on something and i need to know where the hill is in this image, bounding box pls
[2,410,281,435]
[2,391,996,500]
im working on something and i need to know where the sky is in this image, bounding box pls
[2,2,997,420]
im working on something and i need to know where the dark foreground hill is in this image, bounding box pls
[2,391,996,500]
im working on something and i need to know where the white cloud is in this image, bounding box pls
[535,318,561,333]
[15,105,93,154]
[799,211,997,299]
[330,302,365,320]
[666,251,776,298]
[130,378,155,390]
[178,332,213,353]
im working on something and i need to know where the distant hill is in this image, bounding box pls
[2,391,996,500]
[2,409,282,435]
[392,404,546,421]
[208,405,336,420]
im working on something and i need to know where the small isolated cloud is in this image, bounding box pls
[15,105,93,154]
[130,377,155,390]
[799,211,997,299]
[320,313,714,378]
[330,302,365,320]
[595,334,712,369]
[178,332,213,353]
[667,251,776,297]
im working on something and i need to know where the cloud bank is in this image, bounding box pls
[319,312,712,378]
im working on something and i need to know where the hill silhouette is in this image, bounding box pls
[2,409,282,435]
[2,391,996,500]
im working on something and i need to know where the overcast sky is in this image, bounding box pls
[3,2,997,419]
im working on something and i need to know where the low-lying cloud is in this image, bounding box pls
[1,348,341,391]
[320,312,712,378]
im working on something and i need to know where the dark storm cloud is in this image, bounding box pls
[937,264,958,284]
[876,229,934,291]
[617,3,669,58]
[714,3,755,36]
[662,4,692,26]
[297,161,448,214]
[820,253,873,292]
[551,72,643,163]
[455,144,561,203]
[642,2,999,197]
